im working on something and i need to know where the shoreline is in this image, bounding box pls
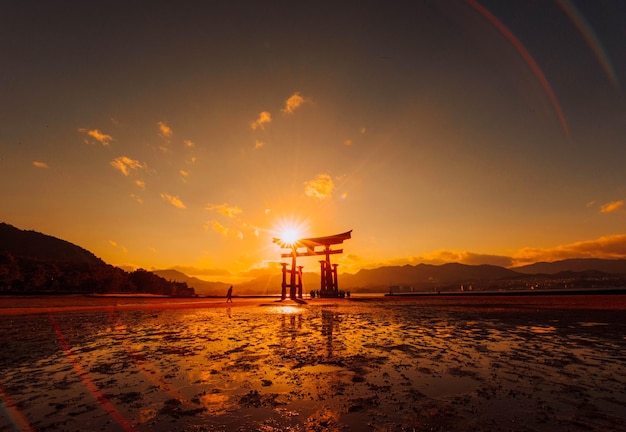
[1,291,626,315]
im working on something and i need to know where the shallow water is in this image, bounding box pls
[1,299,625,431]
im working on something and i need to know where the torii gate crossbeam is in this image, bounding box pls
[273,230,352,299]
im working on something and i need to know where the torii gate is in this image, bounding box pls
[273,230,352,299]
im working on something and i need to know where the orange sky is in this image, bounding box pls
[1,1,625,282]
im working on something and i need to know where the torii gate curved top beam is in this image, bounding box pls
[273,230,352,299]
[272,230,352,250]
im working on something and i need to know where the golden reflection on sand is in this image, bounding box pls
[0,297,625,431]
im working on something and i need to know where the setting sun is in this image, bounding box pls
[280,228,301,246]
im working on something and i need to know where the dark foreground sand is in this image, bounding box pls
[0,294,625,431]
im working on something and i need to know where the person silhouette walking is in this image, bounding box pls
[226,285,233,303]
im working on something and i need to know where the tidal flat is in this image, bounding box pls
[0,295,625,431]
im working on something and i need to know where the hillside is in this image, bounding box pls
[0,223,193,296]
[0,222,103,265]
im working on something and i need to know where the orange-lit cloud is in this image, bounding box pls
[206,220,227,235]
[600,200,624,213]
[160,193,186,209]
[135,180,145,189]
[78,128,114,146]
[179,170,189,181]
[107,240,128,254]
[32,161,48,168]
[304,174,334,199]
[281,92,305,114]
[206,203,243,218]
[512,234,626,266]
[250,111,271,130]
[184,140,194,148]
[130,193,143,204]
[203,220,243,239]
[371,251,513,269]
[366,233,626,269]
[344,139,352,146]
[254,140,265,149]
[110,156,146,176]
[158,121,173,138]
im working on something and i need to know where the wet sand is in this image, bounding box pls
[1,294,625,431]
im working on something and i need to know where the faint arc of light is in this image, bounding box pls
[555,0,619,89]
[465,0,570,137]
[0,382,34,431]
[49,313,136,432]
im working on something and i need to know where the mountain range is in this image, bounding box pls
[2,222,626,295]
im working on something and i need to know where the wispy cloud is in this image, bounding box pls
[130,193,143,204]
[110,156,146,176]
[206,203,243,218]
[160,193,186,209]
[600,200,624,213]
[158,121,173,138]
[250,111,271,130]
[107,240,128,254]
[184,140,194,148]
[32,161,48,168]
[304,174,334,199]
[281,92,306,114]
[205,220,228,235]
[179,170,189,181]
[203,220,243,239]
[254,140,265,149]
[135,180,145,189]
[78,128,114,146]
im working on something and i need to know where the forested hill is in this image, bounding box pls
[0,223,103,265]
[0,223,194,296]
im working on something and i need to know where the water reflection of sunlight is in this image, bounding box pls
[268,305,302,314]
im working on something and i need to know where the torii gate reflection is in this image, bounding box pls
[273,230,352,299]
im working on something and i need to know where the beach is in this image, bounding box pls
[1,294,625,431]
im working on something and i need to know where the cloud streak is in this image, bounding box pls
[32,161,48,168]
[110,156,146,176]
[160,193,186,209]
[304,174,334,199]
[158,121,173,138]
[600,200,624,213]
[78,128,114,146]
[281,92,306,114]
[206,203,243,218]
[107,240,127,254]
[250,111,271,130]
[512,234,626,265]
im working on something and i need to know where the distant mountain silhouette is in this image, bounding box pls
[3,221,625,296]
[151,269,229,296]
[229,260,626,294]
[0,222,103,265]
[339,263,521,290]
[512,258,626,275]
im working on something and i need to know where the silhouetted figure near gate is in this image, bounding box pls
[226,286,233,303]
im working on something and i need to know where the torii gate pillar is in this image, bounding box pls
[274,230,352,299]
